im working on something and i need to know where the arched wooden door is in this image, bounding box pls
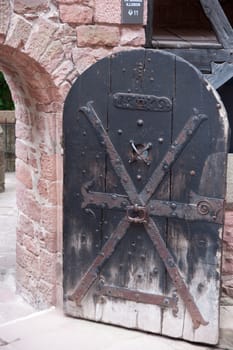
[63,50,229,344]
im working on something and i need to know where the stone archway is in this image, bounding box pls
[0,44,63,308]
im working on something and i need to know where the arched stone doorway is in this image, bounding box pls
[0,43,63,308]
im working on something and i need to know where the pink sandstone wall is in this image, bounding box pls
[0,0,232,308]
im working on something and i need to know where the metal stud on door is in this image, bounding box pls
[63,50,229,345]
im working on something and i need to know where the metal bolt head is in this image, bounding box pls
[171,203,177,210]
[118,129,123,135]
[158,137,164,144]
[137,119,144,126]
[190,170,196,176]
[137,174,142,181]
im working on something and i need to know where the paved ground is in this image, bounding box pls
[0,173,232,350]
[0,173,34,324]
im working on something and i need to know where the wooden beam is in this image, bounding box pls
[200,0,233,48]
[205,62,233,89]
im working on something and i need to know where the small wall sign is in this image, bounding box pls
[121,0,144,24]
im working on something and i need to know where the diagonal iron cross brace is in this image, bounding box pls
[68,102,209,329]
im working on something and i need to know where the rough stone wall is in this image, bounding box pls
[0,0,147,308]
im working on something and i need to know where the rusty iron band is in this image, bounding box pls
[67,102,209,329]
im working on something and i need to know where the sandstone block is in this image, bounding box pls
[39,40,65,73]
[14,0,49,14]
[0,0,11,39]
[16,159,33,189]
[24,18,58,61]
[15,120,32,142]
[17,184,41,222]
[18,213,34,237]
[5,14,32,49]
[40,152,57,181]
[59,4,93,24]
[53,60,74,86]
[41,206,57,233]
[39,229,57,253]
[39,249,57,284]
[95,0,121,24]
[16,243,40,276]
[23,235,40,256]
[38,279,56,306]
[77,25,120,47]
[120,27,145,46]
[72,47,110,74]
[16,139,38,169]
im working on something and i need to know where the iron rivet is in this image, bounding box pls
[141,254,146,260]
[213,215,217,221]
[104,235,109,240]
[122,68,126,72]
[158,137,164,144]
[137,174,142,181]
[81,151,85,156]
[111,194,117,200]
[122,201,127,207]
[83,131,87,136]
[187,129,193,136]
[167,258,175,268]
[128,89,131,93]
[96,154,100,159]
[82,170,86,174]
[171,212,177,217]
[150,77,154,81]
[147,57,151,62]
[150,205,154,210]
[163,298,169,306]
[171,203,177,210]
[190,170,196,176]
[131,241,136,247]
[163,163,169,171]
[101,141,105,146]
[217,103,221,109]
[118,129,123,135]
[137,119,144,126]
[128,251,132,256]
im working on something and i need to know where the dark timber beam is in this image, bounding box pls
[200,0,233,48]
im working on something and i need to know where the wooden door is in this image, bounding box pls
[63,50,229,344]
